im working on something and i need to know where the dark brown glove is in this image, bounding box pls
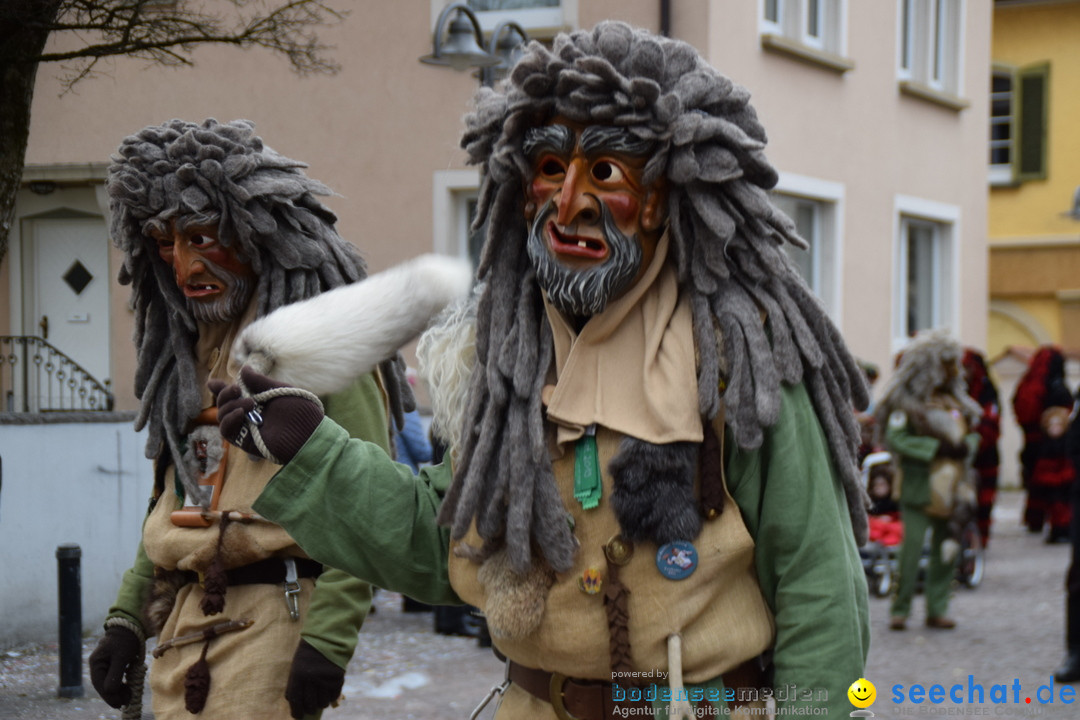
[285,639,345,719]
[937,440,968,460]
[210,366,323,464]
[89,625,142,708]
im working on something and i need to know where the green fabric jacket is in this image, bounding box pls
[106,373,389,670]
[254,381,869,715]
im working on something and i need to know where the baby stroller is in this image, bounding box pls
[861,452,901,597]
[859,451,985,596]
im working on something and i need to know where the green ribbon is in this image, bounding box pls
[574,425,602,510]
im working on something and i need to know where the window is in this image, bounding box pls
[893,196,958,347]
[771,173,843,320]
[989,67,1014,184]
[898,0,964,100]
[433,169,482,268]
[434,0,571,36]
[989,62,1049,186]
[760,0,848,62]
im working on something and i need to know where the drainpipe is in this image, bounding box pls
[660,0,671,37]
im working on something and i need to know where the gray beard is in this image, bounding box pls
[526,200,643,317]
[187,262,255,325]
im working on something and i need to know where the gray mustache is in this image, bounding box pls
[526,197,643,317]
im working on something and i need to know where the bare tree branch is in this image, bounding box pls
[0,0,347,262]
[28,0,346,89]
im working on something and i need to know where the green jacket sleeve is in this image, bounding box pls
[727,382,870,716]
[106,537,156,633]
[300,373,388,669]
[884,410,940,463]
[254,416,459,606]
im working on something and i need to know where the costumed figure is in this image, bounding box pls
[215,23,872,718]
[961,348,1000,547]
[88,119,417,720]
[1054,386,1080,682]
[875,330,981,631]
[1013,345,1075,542]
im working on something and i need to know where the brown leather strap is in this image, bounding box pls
[505,655,767,719]
[507,661,650,720]
[724,655,769,709]
[180,557,322,587]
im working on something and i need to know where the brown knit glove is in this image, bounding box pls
[285,640,345,719]
[89,625,142,708]
[937,440,968,460]
[210,366,324,464]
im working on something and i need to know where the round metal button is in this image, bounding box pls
[604,535,634,566]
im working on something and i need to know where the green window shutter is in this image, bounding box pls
[1016,62,1049,182]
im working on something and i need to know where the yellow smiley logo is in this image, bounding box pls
[848,678,876,709]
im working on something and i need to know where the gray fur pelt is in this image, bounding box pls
[609,438,701,546]
[437,23,870,575]
[108,118,414,497]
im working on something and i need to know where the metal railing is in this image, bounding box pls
[0,336,114,413]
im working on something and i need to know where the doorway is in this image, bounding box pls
[20,211,111,388]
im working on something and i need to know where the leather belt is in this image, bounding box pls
[507,661,651,720]
[504,655,768,720]
[182,557,322,586]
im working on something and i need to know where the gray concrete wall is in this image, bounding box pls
[0,414,152,647]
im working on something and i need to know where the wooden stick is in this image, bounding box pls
[170,509,269,527]
[152,618,254,658]
[667,634,696,720]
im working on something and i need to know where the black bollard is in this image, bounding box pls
[56,544,84,698]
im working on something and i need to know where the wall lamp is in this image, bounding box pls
[420,3,530,87]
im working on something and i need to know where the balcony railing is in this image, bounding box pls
[0,336,114,413]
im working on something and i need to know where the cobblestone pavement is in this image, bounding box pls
[1,489,1073,719]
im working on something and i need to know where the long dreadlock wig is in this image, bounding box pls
[108,118,412,493]
[874,329,983,435]
[437,22,871,576]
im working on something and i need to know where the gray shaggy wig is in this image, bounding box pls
[874,329,983,433]
[439,22,871,575]
[108,118,412,494]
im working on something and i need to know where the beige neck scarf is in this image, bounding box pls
[543,232,703,451]
[193,299,258,413]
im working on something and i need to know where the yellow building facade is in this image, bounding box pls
[989,0,1080,357]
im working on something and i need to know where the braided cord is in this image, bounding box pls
[238,377,324,465]
[103,617,147,720]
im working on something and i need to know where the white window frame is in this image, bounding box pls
[433,169,481,266]
[892,195,960,353]
[897,0,964,97]
[759,0,848,57]
[772,173,844,325]
[989,66,1014,185]
[431,0,577,38]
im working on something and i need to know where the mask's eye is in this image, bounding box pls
[537,157,565,178]
[189,234,216,248]
[591,161,625,184]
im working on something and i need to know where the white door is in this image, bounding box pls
[22,215,111,407]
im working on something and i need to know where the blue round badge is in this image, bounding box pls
[656,541,698,580]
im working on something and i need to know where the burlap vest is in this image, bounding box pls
[449,418,775,686]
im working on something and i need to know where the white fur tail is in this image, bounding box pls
[233,254,473,395]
